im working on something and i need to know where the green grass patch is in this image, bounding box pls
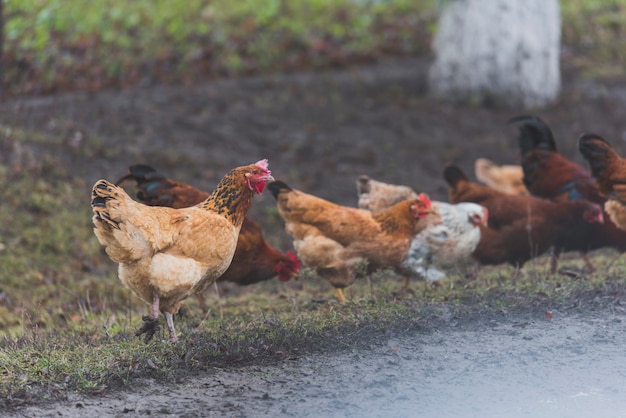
[2,251,624,404]
[561,0,626,78]
[5,0,626,96]
[4,0,435,96]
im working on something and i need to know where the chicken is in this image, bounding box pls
[399,201,487,282]
[356,175,417,211]
[578,133,626,231]
[509,115,626,271]
[443,164,604,269]
[116,164,301,312]
[356,175,488,283]
[474,158,528,195]
[91,160,274,342]
[509,115,601,202]
[268,180,437,302]
[116,164,209,209]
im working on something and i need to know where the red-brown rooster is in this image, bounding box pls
[579,133,626,231]
[443,164,604,269]
[116,164,301,312]
[92,160,274,342]
[509,115,626,271]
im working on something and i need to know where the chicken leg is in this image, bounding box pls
[334,288,347,303]
[549,251,595,275]
[135,289,173,343]
[164,312,178,343]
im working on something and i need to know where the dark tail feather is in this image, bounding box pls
[115,164,162,186]
[443,164,468,187]
[267,180,292,199]
[508,115,556,155]
[356,175,371,195]
[91,195,107,208]
[578,133,614,177]
[91,180,120,227]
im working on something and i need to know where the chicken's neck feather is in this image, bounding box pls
[197,171,253,227]
[371,201,414,234]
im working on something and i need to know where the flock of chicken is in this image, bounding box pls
[90,115,626,343]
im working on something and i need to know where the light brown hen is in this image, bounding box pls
[91,160,274,342]
[268,180,436,302]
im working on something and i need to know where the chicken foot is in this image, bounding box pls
[136,316,160,343]
[134,291,179,342]
[334,288,347,303]
[549,250,595,275]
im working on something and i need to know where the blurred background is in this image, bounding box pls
[2,0,624,98]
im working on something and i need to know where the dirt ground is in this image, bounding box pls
[3,57,626,416]
[10,306,626,418]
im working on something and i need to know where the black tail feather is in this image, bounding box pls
[115,164,162,186]
[91,195,107,208]
[267,180,292,199]
[508,115,556,155]
[443,164,468,187]
[578,133,612,177]
[356,175,371,195]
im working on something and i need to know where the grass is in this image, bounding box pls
[561,0,626,79]
[3,258,622,403]
[4,0,435,96]
[5,0,626,96]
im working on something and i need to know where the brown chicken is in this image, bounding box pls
[268,180,437,302]
[578,133,626,231]
[474,158,528,195]
[509,115,626,271]
[509,115,601,202]
[91,160,274,342]
[357,175,487,283]
[116,164,301,312]
[443,164,604,269]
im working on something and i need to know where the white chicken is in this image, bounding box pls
[357,176,487,283]
[401,202,487,282]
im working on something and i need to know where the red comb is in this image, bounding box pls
[417,193,432,208]
[286,250,301,271]
[255,159,270,171]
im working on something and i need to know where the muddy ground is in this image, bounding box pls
[3,58,626,416]
[11,306,626,417]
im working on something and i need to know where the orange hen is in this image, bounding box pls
[268,180,437,302]
[91,160,274,342]
[116,164,301,311]
[474,158,528,195]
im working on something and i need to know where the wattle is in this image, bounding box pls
[254,181,266,194]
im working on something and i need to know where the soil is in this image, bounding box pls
[3,57,626,417]
[10,307,626,418]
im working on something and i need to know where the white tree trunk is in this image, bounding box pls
[428,0,561,109]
